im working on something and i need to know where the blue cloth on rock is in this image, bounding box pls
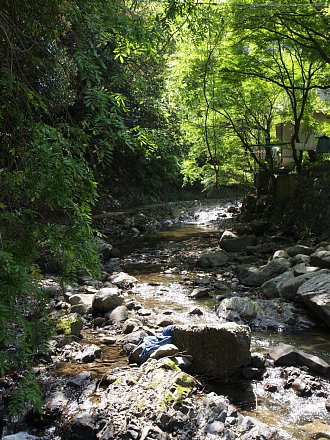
[132,325,174,363]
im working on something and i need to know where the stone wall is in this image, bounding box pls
[280,161,330,239]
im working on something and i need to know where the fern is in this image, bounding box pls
[8,372,43,418]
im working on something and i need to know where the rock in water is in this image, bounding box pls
[92,287,124,313]
[269,343,330,377]
[220,231,257,253]
[172,323,251,378]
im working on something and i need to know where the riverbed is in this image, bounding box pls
[2,201,330,439]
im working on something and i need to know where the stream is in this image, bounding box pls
[2,201,330,439]
[112,202,330,439]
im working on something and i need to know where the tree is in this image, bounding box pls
[166,2,250,193]
[227,0,330,171]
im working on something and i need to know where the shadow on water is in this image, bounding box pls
[114,223,220,256]
[208,379,257,411]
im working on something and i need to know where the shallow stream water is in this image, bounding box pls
[113,202,330,439]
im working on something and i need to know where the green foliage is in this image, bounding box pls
[8,372,44,418]
[0,251,50,416]
[166,0,330,190]
[0,0,188,416]
[299,225,318,246]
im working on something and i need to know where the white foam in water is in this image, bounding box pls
[186,203,239,225]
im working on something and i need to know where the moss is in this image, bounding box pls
[55,315,77,335]
[160,371,197,410]
[173,372,197,388]
[160,358,179,371]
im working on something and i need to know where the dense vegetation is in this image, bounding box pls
[1,0,330,416]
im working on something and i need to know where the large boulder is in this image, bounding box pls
[237,254,291,289]
[296,271,330,326]
[92,287,124,313]
[310,251,330,269]
[197,251,228,267]
[216,297,260,322]
[109,272,138,288]
[220,231,257,253]
[279,269,329,300]
[172,323,251,378]
[68,294,94,307]
[68,295,93,315]
[237,265,266,287]
[261,270,294,299]
[269,343,330,377]
[260,258,291,279]
[106,305,128,323]
[286,245,314,257]
[64,412,97,440]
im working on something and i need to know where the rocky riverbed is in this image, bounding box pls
[1,201,330,440]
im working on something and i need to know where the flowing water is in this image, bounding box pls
[113,202,330,439]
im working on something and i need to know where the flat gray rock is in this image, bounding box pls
[269,343,330,377]
[297,271,330,326]
[197,251,228,267]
